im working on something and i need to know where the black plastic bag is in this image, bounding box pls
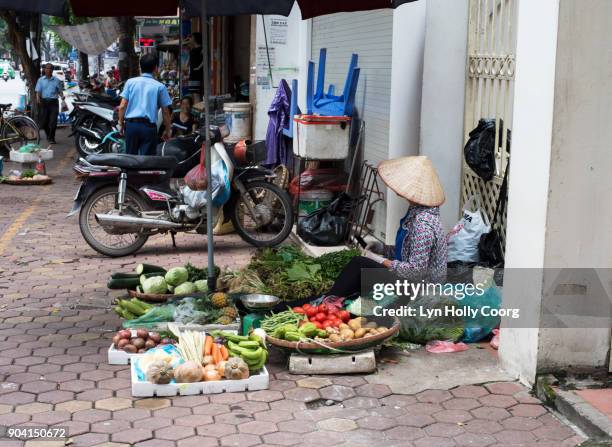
[297,193,354,246]
[478,163,509,267]
[464,118,510,181]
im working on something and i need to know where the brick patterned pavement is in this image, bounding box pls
[0,131,585,446]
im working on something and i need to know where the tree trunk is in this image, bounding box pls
[0,11,41,117]
[79,52,89,79]
[118,17,138,81]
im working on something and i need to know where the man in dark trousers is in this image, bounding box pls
[35,63,65,144]
[118,53,172,155]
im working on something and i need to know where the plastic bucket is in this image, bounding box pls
[298,189,334,218]
[224,102,251,143]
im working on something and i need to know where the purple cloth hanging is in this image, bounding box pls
[265,79,295,167]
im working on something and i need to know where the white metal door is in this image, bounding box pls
[462,0,517,247]
[311,11,393,240]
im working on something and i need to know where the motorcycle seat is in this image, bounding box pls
[0,103,11,110]
[86,154,176,170]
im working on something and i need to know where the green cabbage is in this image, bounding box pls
[174,282,196,295]
[142,276,168,294]
[165,267,189,286]
[194,280,208,293]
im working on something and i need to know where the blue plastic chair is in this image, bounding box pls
[306,48,360,117]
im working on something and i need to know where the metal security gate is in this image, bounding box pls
[461,0,517,247]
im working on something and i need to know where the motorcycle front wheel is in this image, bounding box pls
[75,119,110,157]
[230,181,294,247]
[79,186,149,257]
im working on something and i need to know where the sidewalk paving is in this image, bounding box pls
[0,130,587,446]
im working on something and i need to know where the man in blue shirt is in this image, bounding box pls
[118,53,172,155]
[35,63,64,144]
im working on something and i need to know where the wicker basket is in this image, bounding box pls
[2,178,53,186]
[266,315,400,355]
[127,289,208,303]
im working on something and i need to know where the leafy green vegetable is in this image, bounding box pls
[165,267,189,286]
[317,249,360,281]
[174,281,196,295]
[142,276,168,294]
[184,262,220,282]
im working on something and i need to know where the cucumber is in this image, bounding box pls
[111,272,141,279]
[107,277,141,290]
[136,263,167,275]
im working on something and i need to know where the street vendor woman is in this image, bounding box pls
[329,155,448,298]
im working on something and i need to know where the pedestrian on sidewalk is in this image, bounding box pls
[35,63,65,145]
[117,53,172,156]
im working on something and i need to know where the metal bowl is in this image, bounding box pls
[240,294,280,310]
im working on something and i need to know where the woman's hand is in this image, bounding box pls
[363,249,386,265]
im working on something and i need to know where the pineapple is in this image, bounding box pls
[221,306,238,319]
[215,315,233,325]
[211,292,229,308]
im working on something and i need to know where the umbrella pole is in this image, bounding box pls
[201,0,216,291]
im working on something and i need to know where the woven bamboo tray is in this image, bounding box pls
[266,315,400,355]
[127,289,208,303]
[2,178,52,185]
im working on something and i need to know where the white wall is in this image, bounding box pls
[498,0,560,385]
[418,0,469,232]
[537,0,612,370]
[252,6,303,140]
[384,0,428,241]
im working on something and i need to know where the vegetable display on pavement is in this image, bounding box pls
[221,246,358,300]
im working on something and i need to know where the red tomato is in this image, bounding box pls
[305,307,318,318]
[317,304,328,314]
[322,320,335,329]
[337,310,350,323]
[292,307,305,314]
[302,303,312,310]
[312,321,323,329]
[331,318,342,327]
[309,317,317,322]
[315,312,327,322]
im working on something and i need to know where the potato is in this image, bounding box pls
[348,319,361,331]
[123,344,137,353]
[117,338,129,349]
[132,337,146,349]
[354,328,367,338]
[136,329,149,339]
[119,330,132,339]
[112,334,121,346]
[377,326,389,333]
[339,329,355,340]
[144,339,156,349]
[339,323,350,331]
[329,334,342,343]
[364,322,378,329]
[149,332,161,343]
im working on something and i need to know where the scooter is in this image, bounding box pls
[69,125,293,257]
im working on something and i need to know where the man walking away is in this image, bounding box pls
[187,32,203,103]
[118,53,172,156]
[35,63,64,144]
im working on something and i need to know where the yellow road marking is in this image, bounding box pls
[0,149,73,255]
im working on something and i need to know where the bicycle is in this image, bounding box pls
[0,103,40,153]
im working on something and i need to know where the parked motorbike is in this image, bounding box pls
[69,125,294,257]
[69,102,118,157]
[2,73,8,82]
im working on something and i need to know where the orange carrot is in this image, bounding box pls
[204,335,213,356]
[212,343,222,365]
[220,345,229,361]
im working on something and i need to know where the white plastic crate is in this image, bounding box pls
[9,149,54,163]
[293,115,350,160]
[108,344,144,365]
[130,362,269,397]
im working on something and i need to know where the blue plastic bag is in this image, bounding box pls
[459,285,501,343]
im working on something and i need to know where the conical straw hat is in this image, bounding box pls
[378,156,445,206]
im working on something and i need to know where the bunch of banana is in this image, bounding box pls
[113,298,153,320]
[213,331,268,372]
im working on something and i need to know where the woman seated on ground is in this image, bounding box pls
[171,96,197,136]
[328,155,448,298]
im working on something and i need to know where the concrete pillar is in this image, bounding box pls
[385,0,427,243]
[419,0,469,231]
[500,0,612,384]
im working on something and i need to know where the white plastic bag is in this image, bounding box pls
[447,195,490,263]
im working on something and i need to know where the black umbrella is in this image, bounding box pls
[0,0,67,16]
